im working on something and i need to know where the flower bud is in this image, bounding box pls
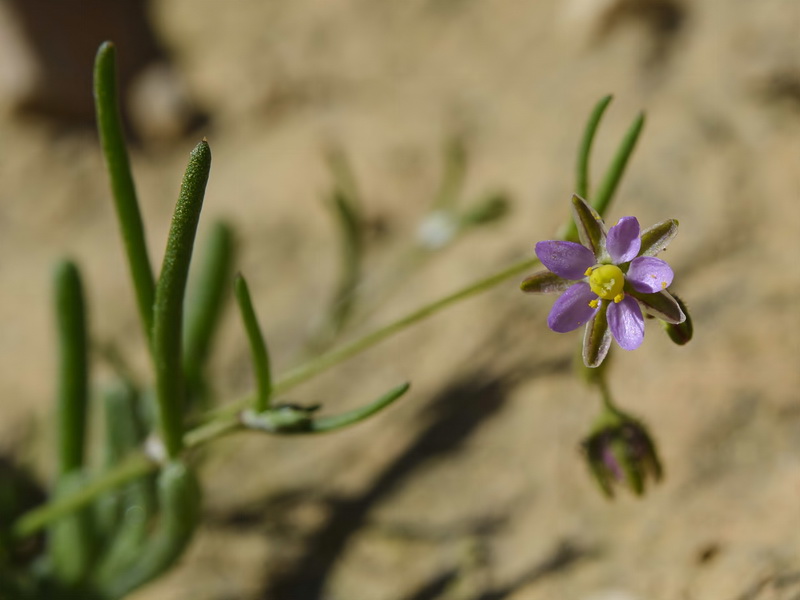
[661,292,693,345]
[582,409,662,498]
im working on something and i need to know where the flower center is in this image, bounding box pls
[587,264,625,301]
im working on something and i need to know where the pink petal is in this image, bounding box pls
[535,241,595,280]
[627,256,674,293]
[548,282,598,333]
[607,296,644,350]
[606,217,641,264]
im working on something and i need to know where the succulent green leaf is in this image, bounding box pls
[93,461,200,599]
[183,220,236,406]
[234,274,273,413]
[152,140,212,459]
[591,111,645,220]
[54,260,89,477]
[576,95,613,200]
[94,41,155,339]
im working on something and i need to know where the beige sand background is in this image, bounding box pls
[0,1,799,598]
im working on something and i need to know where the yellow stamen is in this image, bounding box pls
[588,299,599,309]
[584,267,594,277]
[613,293,624,303]
[588,264,626,301]
[661,281,667,289]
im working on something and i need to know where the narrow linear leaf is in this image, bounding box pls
[326,188,363,336]
[183,220,236,404]
[234,274,273,412]
[54,260,90,476]
[152,140,211,459]
[592,111,645,219]
[94,41,155,338]
[48,473,96,586]
[576,95,613,200]
[309,382,410,433]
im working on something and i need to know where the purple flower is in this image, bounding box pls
[521,195,685,367]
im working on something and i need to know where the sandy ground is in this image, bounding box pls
[1,1,799,598]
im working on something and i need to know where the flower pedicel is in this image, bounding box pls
[521,195,685,367]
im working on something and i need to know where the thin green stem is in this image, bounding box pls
[54,260,89,476]
[234,274,273,412]
[597,377,619,414]
[13,454,155,540]
[94,41,155,339]
[13,253,540,538]
[275,254,540,393]
[152,140,212,458]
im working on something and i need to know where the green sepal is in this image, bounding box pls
[626,287,685,324]
[520,271,570,294]
[660,292,693,345]
[582,300,611,368]
[639,218,679,257]
[575,341,612,385]
[571,195,607,260]
[576,95,613,200]
[591,111,645,220]
[234,274,273,413]
[94,42,156,340]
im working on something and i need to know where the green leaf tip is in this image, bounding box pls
[234,273,273,412]
[240,381,410,435]
[151,140,213,459]
[54,259,89,476]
